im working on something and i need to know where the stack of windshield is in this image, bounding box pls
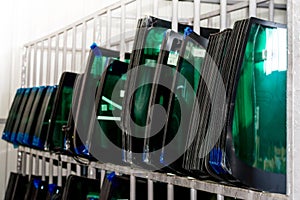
[45,72,78,152]
[70,46,119,157]
[86,59,128,164]
[32,86,57,149]
[228,19,287,193]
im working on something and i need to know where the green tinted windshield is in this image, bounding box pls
[232,24,287,174]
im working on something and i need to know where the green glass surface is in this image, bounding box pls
[232,24,287,174]
[52,86,74,149]
[132,28,166,128]
[97,61,127,149]
[161,34,206,165]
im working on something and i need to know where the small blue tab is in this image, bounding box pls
[82,144,89,156]
[90,42,98,50]
[32,136,44,149]
[16,133,24,144]
[23,133,30,145]
[107,172,116,182]
[209,148,227,175]
[48,183,57,194]
[184,27,193,39]
[2,132,10,141]
[33,178,41,189]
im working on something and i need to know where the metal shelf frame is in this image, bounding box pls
[14,0,300,199]
[18,146,288,200]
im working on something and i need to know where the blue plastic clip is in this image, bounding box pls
[184,27,193,39]
[90,43,102,56]
[33,178,41,189]
[209,148,227,175]
[48,183,57,194]
[107,171,116,182]
[90,42,97,50]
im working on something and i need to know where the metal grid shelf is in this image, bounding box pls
[14,0,300,199]
[18,146,288,200]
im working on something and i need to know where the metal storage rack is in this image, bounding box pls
[14,0,300,199]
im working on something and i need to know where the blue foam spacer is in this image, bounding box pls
[184,27,193,39]
[48,183,57,194]
[90,42,98,50]
[22,133,30,145]
[2,132,10,141]
[209,148,227,175]
[16,133,24,144]
[107,171,116,182]
[33,178,41,189]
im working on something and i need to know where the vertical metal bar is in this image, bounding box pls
[71,26,77,72]
[39,41,44,85]
[100,169,106,187]
[46,37,51,85]
[42,154,46,181]
[130,175,136,200]
[268,0,274,21]
[88,166,96,179]
[17,150,22,173]
[120,1,126,60]
[207,18,213,27]
[153,0,159,17]
[62,30,67,72]
[35,153,39,176]
[220,0,227,30]
[21,151,27,176]
[54,34,59,83]
[167,183,174,200]
[106,10,112,48]
[217,194,225,200]
[190,189,197,200]
[33,43,37,86]
[67,162,72,177]
[193,0,201,35]
[172,0,178,32]
[58,159,62,187]
[49,156,53,184]
[287,0,300,199]
[249,0,257,17]
[27,46,32,87]
[21,47,28,87]
[93,16,97,42]
[28,153,33,178]
[81,21,87,67]
[136,0,141,20]
[147,179,154,200]
[76,164,81,176]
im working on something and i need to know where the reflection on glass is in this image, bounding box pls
[232,24,287,174]
[46,72,78,151]
[71,46,119,156]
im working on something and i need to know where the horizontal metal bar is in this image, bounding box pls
[0,118,6,124]
[111,15,137,20]
[19,147,289,200]
[200,0,269,20]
